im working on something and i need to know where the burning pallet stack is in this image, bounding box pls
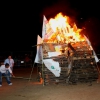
[42,43,70,85]
[41,41,99,85]
[37,13,99,85]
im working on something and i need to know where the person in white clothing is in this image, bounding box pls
[0,63,15,87]
[4,55,14,75]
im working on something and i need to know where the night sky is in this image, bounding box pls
[1,0,100,52]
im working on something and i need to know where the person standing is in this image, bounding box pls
[4,55,14,75]
[0,63,15,87]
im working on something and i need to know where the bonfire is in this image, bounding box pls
[42,12,93,58]
[37,12,99,85]
[44,12,85,43]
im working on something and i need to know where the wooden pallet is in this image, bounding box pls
[41,42,99,85]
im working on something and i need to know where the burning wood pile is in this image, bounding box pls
[37,13,99,85]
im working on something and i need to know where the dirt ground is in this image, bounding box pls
[0,66,100,100]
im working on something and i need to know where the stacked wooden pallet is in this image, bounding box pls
[42,43,69,85]
[43,56,70,85]
[68,42,99,84]
[41,42,99,85]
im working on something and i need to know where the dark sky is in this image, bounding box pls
[1,0,100,51]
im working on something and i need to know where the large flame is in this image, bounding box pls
[45,13,85,43]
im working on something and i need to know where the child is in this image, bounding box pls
[0,62,15,87]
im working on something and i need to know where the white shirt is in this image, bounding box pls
[0,65,12,74]
[4,58,14,68]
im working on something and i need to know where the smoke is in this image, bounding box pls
[82,17,100,45]
[40,0,79,22]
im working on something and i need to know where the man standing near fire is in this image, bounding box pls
[4,55,14,76]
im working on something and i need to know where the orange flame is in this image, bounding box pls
[46,12,85,43]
